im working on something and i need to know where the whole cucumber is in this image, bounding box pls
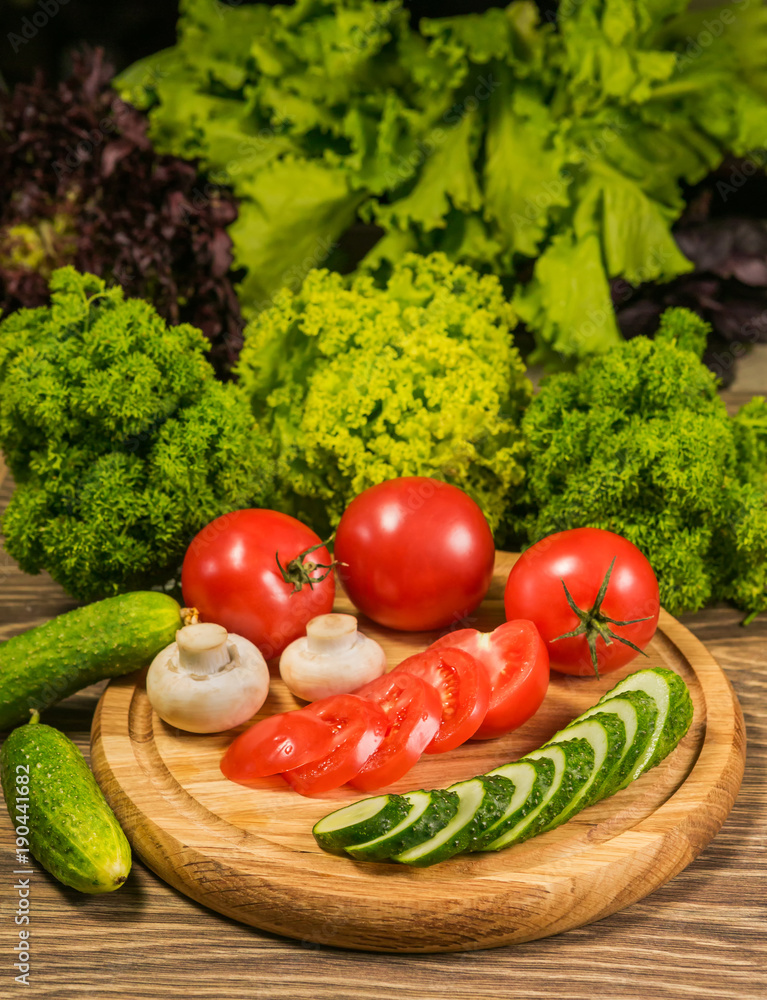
[0,592,183,730]
[1,713,132,893]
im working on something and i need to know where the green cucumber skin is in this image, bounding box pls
[0,592,182,730]
[312,795,410,852]
[461,775,515,846]
[489,739,595,850]
[395,779,488,867]
[543,712,627,828]
[650,680,693,771]
[346,790,459,862]
[1,720,132,893]
[469,758,555,851]
[591,692,658,794]
[599,669,693,785]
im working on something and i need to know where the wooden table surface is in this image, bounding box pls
[1,445,766,999]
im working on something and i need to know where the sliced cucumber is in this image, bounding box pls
[462,774,515,846]
[313,794,410,853]
[393,778,488,867]
[539,713,626,829]
[346,789,459,862]
[570,691,657,798]
[482,738,594,852]
[312,668,693,868]
[469,758,554,852]
[598,668,693,786]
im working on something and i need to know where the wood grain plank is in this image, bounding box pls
[2,437,767,997]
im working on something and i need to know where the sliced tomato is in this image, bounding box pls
[349,672,442,791]
[281,694,387,797]
[220,711,336,781]
[430,620,549,740]
[393,646,490,753]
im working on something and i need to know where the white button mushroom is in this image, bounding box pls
[146,622,270,733]
[279,613,387,702]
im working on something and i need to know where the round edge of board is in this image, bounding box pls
[90,557,746,954]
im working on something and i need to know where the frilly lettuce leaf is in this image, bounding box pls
[238,253,530,537]
[117,0,767,364]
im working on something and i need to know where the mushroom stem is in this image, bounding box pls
[176,623,232,675]
[305,614,358,655]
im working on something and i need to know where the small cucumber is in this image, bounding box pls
[0,592,184,730]
[0,713,132,893]
[346,790,459,862]
[393,777,492,868]
[313,794,410,853]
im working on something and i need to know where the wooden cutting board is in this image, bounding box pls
[90,552,745,953]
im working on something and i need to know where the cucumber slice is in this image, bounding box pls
[482,738,594,852]
[570,692,657,798]
[313,794,410,852]
[312,669,693,867]
[393,778,488,867]
[598,668,693,786]
[540,713,626,829]
[469,758,554,851]
[345,789,459,862]
[462,775,516,845]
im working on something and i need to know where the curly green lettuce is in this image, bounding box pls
[237,252,531,537]
[515,307,767,615]
[0,268,272,600]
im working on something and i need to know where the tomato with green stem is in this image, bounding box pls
[181,509,335,660]
[503,528,659,678]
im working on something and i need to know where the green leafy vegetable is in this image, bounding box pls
[0,268,273,601]
[117,0,426,310]
[237,252,530,537]
[0,48,246,377]
[515,307,767,616]
[373,0,767,364]
[118,0,767,364]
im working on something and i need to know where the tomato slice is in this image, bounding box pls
[349,672,442,791]
[393,647,490,753]
[220,711,336,781]
[430,620,549,739]
[281,694,388,797]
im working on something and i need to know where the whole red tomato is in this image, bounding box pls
[334,477,495,631]
[503,528,659,678]
[181,509,335,659]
